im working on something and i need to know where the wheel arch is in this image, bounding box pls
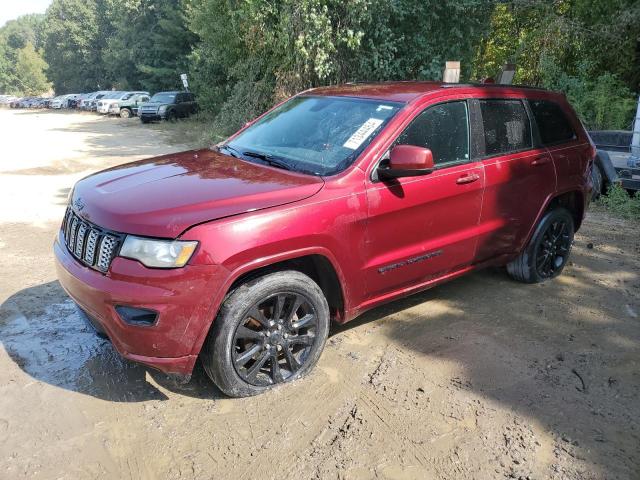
[545,190,585,232]
[189,250,348,358]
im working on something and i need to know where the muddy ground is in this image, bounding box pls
[0,108,638,480]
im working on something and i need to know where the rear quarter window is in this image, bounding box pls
[479,99,532,156]
[529,100,576,145]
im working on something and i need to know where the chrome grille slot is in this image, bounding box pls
[97,235,118,272]
[60,208,122,273]
[84,229,99,264]
[74,223,87,257]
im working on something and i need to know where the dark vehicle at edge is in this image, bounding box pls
[138,91,198,123]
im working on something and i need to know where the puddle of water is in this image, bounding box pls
[0,300,139,392]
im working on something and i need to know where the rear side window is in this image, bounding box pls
[396,101,469,166]
[479,100,532,156]
[529,100,576,145]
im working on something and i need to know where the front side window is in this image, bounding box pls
[395,101,470,166]
[226,96,402,176]
[529,100,576,145]
[479,99,532,156]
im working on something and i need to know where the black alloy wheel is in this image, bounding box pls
[232,292,319,386]
[202,270,330,397]
[534,218,572,278]
[507,207,575,283]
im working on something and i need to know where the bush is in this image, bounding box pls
[598,183,640,220]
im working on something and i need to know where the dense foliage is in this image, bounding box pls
[1,0,638,132]
[0,14,50,95]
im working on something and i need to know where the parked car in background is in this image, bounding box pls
[108,92,151,118]
[97,91,148,114]
[9,97,23,108]
[64,94,82,108]
[55,82,594,397]
[0,95,18,106]
[79,91,108,110]
[88,92,109,111]
[138,91,198,123]
[17,97,35,108]
[50,94,81,109]
[49,96,64,109]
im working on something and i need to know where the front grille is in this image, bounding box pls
[61,208,123,273]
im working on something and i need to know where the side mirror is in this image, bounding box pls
[378,145,435,179]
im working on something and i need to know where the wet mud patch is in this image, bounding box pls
[0,296,165,401]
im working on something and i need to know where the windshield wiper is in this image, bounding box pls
[242,150,294,171]
[217,144,242,158]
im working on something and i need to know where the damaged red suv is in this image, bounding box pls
[55,82,593,397]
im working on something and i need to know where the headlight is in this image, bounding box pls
[113,103,120,108]
[158,105,167,114]
[119,236,198,268]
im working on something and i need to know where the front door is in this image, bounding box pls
[364,100,485,299]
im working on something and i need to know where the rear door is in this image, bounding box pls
[528,99,590,195]
[473,98,556,262]
[364,100,485,298]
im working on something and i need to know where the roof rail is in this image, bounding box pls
[440,82,548,91]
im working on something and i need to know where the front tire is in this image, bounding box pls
[202,271,330,397]
[507,208,574,283]
[119,108,132,119]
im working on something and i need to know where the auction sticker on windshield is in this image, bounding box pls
[343,118,384,150]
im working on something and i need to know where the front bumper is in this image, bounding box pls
[96,105,111,114]
[54,231,229,376]
[140,113,164,121]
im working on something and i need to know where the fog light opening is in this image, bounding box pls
[115,306,158,326]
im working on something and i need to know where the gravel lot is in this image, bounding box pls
[0,108,639,480]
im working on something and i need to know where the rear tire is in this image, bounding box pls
[201,271,330,397]
[507,208,574,283]
[591,163,603,200]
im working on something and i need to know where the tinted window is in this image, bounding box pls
[479,100,532,156]
[396,101,469,166]
[529,100,576,145]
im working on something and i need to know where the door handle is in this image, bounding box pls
[456,173,480,185]
[531,156,552,166]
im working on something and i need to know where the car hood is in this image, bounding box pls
[71,149,325,238]
[139,102,167,109]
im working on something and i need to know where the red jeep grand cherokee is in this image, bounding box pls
[55,82,594,397]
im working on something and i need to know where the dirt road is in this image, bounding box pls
[0,108,638,480]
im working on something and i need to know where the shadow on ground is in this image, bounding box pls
[0,280,225,402]
[0,214,638,477]
[334,225,640,478]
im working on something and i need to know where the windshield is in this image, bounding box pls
[226,96,402,176]
[104,92,123,99]
[151,93,176,103]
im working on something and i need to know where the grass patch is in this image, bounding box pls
[158,112,228,148]
[598,183,640,221]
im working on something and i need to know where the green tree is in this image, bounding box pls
[0,14,47,94]
[14,42,51,95]
[43,0,113,92]
[104,0,196,92]
[188,0,494,134]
